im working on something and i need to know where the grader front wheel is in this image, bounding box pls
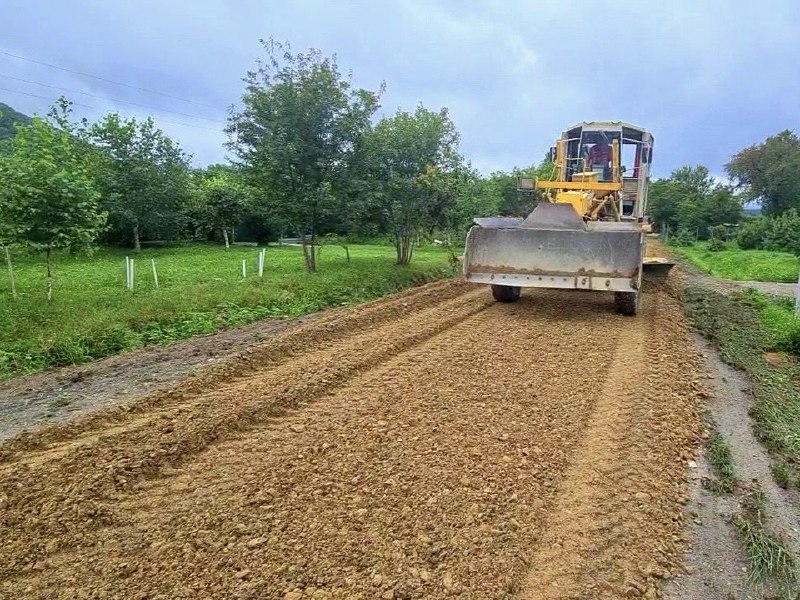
[614,291,640,316]
[491,285,521,303]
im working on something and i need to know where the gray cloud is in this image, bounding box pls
[1,0,799,176]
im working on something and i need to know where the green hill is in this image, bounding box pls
[0,102,32,140]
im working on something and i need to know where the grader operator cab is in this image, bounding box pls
[463,121,661,315]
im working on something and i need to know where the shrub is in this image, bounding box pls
[784,321,800,356]
[668,228,696,247]
[738,217,769,250]
[708,225,727,251]
[738,211,800,254]
[709,224,728,242]
[764,210,800,255]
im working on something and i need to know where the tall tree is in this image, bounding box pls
[228,39,380,272]
[0,111,105,299]
[726,130,800,216]
[357,106,461,265]
[88,114,191,251]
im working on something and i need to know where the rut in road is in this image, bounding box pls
[0,280,703,599]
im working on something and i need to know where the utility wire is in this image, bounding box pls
[0,73,225,124]
[0,50,226,113]
[0,86,225,132]
[0,86,94,110]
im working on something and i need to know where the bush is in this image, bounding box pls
[668,228,696,247]
[738,217,769,250]
[738,211,800,254]
[784,321,800,356]
[708,225,727,251]
[708,237,725,252]
[764,210,800,254]
[709,224,728,241]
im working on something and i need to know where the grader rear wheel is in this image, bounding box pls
[614,291,640,316]
[491,285,521,303]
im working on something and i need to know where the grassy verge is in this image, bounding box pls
[673,243,799,282]
[683,286,800,490]
[704,417,738,495]
[0,243,453,379]
[702,416,797,592]
[685,291,799,593]
[744,291,800,356]
[734,485,798,592]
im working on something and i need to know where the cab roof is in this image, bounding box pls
[564,121,653,143]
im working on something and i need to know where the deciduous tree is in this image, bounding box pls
[726,130,800,216]
[357,106,461,265]
[0,111,105,299]
[648,165,741,237]
[228,39,380,272]
[88,114,191,251]
[199,171,252,248]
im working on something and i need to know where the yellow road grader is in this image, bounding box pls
[463,121,662,315]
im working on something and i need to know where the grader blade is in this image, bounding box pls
[463,204,643,293]
[642,256,676,278]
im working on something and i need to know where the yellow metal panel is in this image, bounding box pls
[555,191,591,215]
[536,180,623,191]
[570,171,599,183]
[556,139,566,181]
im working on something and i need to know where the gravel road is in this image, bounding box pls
[0,279,704,599]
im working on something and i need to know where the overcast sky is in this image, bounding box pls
[1,0,799,178]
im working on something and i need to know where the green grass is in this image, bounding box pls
[0,243,453,379]
[704,421,738,495]
[673,243,799,283]
[734,486,798,590]
[744,291,800,356]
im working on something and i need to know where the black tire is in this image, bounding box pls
[614,291,639,316]
[491,285,521,302]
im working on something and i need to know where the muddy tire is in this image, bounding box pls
[614,291,639,316]
[491,285,521,302]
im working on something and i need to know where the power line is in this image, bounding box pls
[0,73,225,124]
[0,86,225,132]
[0,49,227,113]
[0,86,94,110]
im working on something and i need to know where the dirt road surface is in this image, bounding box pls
[0,279,704,599]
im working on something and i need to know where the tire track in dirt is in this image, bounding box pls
[0,284,704,599]
[520,291,703,599]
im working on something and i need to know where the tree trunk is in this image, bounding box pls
[395,232,402,265]
[301,234,316,273]
[133,223,141,253]
[222,227,230,249]
[395,229,414,266]
[46,247,53,302]
[4,246,17,300]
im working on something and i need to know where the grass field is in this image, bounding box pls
[673,243,799,283]
[0,243,453,379]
